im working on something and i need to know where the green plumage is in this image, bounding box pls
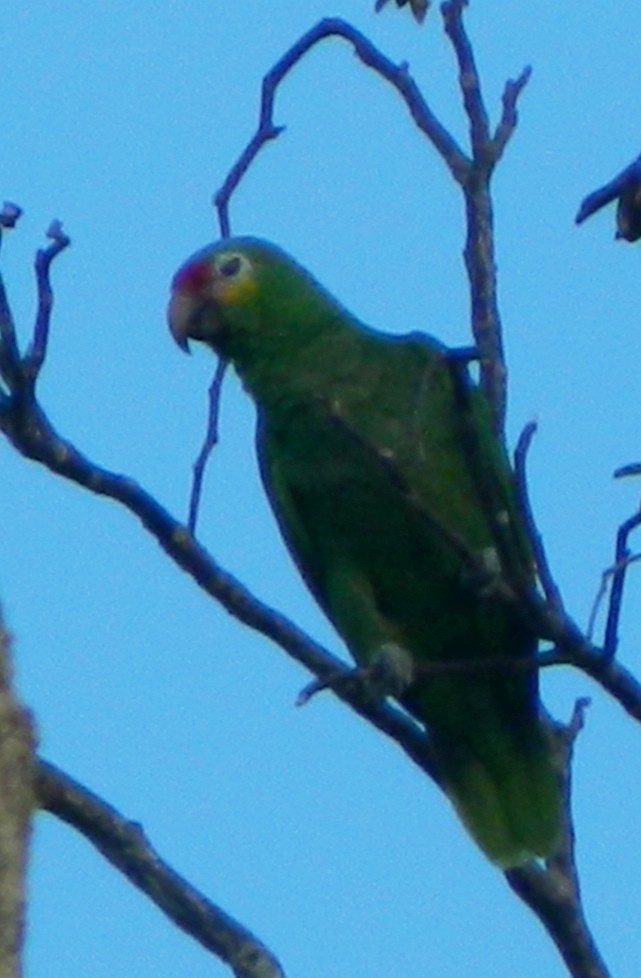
[168,237,560,866]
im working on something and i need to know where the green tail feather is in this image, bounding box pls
[433,725,561,867]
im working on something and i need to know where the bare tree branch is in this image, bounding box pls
[36,760,287,978]
[188,358,228,533]
[0,204,22,233]
[602,508,641,659]
[213,17,471,238]
[0,608,36,978]
[441,0,527,434]
[507,703,611,978]
[212,7,530,457]
[493,65,533,157]
[442,0,490,154]
[24,221,70,381]
[514,421,565,611]
[0,207,24,393]
[508,858,611,978]
[0,388,438,778]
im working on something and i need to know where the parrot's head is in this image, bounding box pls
[168,236,343,365]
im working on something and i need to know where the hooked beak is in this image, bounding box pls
[167,289,198,352]
[167,288,223,353]
[168,256,226,353]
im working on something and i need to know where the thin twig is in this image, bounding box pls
[0,203,23,237]
[603,509,641,659]
[24,221,70,381]
[0,276,19,395]
[514,421,565,611]
[214,17,471,234]
[442,0,490,155]
[575,152,641,234]
[493,66,533,157]
[587,552,641,643]
[214,11,528,442]
[36,760,287,978]
[0,208,23,391]
[440,0,507,432]
[188,358,228,532]
[614,461,641,479]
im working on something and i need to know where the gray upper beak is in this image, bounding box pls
[167,290,197,352]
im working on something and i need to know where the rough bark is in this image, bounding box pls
[0,612,36,978]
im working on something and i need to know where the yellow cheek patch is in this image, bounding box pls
[215,273,259,307]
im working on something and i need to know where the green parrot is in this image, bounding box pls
[374,0,429,23]
[167,237,560,867]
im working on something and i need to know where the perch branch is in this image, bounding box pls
[36,759,286,978]
[0,397,439,780]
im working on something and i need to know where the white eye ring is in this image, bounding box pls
[217,253,252,279]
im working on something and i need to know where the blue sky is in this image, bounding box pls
[3,2,641,976]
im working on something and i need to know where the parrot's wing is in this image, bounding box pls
[255,409,335,615]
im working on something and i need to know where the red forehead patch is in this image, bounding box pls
[172,258,211,293]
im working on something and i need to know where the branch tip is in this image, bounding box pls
[567,697,591,741]
[0,202,23,229]
[614,461,641,479]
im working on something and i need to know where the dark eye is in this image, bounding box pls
[219,255,242,277]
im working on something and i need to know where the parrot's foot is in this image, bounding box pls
[369,641,416,696]
[296,642,415,707]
